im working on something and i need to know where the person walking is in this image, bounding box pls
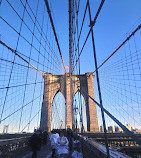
[43,131,48,145]
[56,132,69,156]
[29,129,42,158]
[67,128,73,156]
[50,130,59,158]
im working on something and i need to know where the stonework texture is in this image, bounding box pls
[40,72,99,132]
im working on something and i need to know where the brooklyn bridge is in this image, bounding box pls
[0,0,141,157]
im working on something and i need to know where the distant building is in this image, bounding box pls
[108,126,114,133]
[83,126,87,132]
[126,124,131,131]
[3,125,9,134]
[131,127,134,132]
[115,126,119,132]
[118,127,123,132]
[115,126,123,133]
[100,125,104,132]
[132,128,141,134]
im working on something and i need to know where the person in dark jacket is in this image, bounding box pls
[29,129,42,158]
[42,131,48,145]
[67,128,73,156]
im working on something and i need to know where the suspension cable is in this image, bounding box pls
[72,0,105,72]
[0,40,45,75]
[44,0,66,71]
[92,24,141,73]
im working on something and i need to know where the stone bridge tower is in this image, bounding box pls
[40,72,99,132]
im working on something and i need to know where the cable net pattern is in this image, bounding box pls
[95,25,141,132]
[0,0,64,133]
[0,0,141,151]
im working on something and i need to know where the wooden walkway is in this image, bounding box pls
[16,142,52,158]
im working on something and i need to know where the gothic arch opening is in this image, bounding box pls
[41,72,99,132]
[51,91,66,130]
[73,91,87,132]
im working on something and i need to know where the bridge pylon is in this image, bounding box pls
[40,72,99,132]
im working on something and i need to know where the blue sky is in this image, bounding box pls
[0,0,141,133]
[1,0,141,72]
[50,0,141,130]
[50,0,141,71]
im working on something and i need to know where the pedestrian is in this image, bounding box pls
[29,129,41,158]
[50,130,59,158]
[72,141,83,158]
[56,132,69,156]
[67,128,73,156]
[43,131,48,145]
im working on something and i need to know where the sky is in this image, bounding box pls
[49,0,141,130]
[1,0,141,72]
[0,0,141,133]
[50,0,141,72]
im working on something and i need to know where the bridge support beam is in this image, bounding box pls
[66,73,72,129]
[86,72,99,132]
[40,74,52,132]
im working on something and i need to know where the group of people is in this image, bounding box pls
[28,128,83,158]
[50,129,83,158]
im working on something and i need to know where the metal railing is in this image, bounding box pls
[0,136,30,158]
[78,134,131,158]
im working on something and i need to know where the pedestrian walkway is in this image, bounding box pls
[15,142,52,158]
[16,135,84,158]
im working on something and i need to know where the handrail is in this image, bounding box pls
[0,136,30,142]
[78,134,131,158]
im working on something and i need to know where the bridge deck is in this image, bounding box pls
[15,143,52,158]
[0,133,134,158]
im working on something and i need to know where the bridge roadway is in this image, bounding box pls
[80,132,141,146]
[0,133,138,157]
[19,138,131,158]
[80,132,141,139]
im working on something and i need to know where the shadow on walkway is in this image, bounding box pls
[15,142,52,158]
